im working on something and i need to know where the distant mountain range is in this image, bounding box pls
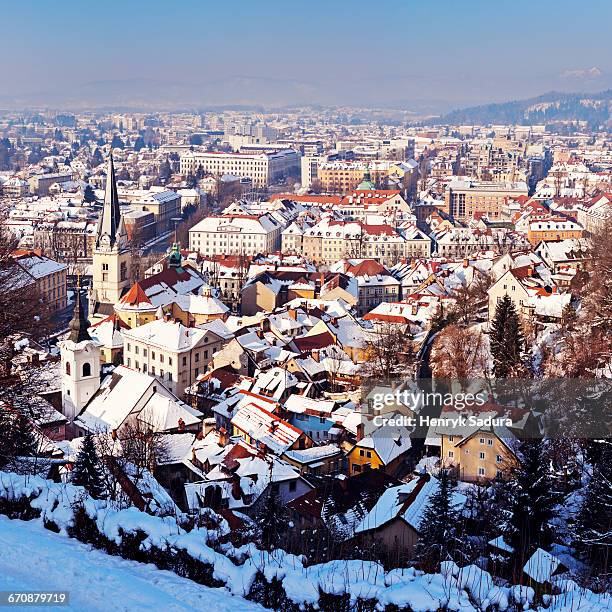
[434,90,612,127]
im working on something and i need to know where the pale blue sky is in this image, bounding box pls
[1,0,611,109]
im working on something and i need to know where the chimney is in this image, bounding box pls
[462,258,469,268]
[219,427,229,447]
[356,422,365,442]
[177,417,185,432]
[311,349,320,362]
[202,417,216,437]
[288,308,297,320]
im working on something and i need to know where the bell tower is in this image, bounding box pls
[60,278,101,421]
[89,154,131,315]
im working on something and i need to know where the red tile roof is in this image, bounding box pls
[118,282,152,306]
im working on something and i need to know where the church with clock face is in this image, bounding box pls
[89,154,132,320]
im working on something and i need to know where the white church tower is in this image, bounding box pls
[59,280,101,422]
[89,154,131,318]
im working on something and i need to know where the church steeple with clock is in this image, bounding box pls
[89,154,131,317]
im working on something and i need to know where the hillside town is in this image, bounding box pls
[0,103,611,611]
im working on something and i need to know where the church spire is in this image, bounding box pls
[96,154,125,248]
[68,276,91,343]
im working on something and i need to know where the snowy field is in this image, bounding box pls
[0,515,264,612]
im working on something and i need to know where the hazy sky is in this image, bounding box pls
[1,0,611,111]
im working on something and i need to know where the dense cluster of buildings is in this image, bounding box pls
[2,107,612,578]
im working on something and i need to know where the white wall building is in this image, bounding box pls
[189,213,283,256]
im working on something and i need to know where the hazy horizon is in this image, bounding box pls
[2,0,611,113]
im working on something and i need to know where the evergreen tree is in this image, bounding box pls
[574,442,612,575]
[414,471,465,571]
[133,136,145,151]
[490,294,525,377]
[504,439,561,579]
[110,134,124,149]
[91,147,103,166]
[0,409,38,470]
[255,485,290,551]
[83,184,97,203]
[71,434,105,499]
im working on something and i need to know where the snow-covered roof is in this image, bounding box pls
[355,475,467,534]
[523,548,564,583]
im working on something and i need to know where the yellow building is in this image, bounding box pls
[527,218,583,246]
[114,282,158,328]
[444,179,528,221]
[347,424,412,476]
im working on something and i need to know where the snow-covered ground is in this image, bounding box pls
[0,515,264,612]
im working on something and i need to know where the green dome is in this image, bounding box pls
[356,169,375,190]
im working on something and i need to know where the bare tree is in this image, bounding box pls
[362,322,415,381]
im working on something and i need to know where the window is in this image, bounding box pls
[487,439,493,446]
[127,343,131,352]
[448,450,454,458]
[127,358,131,367]
[366,451,372,458]
[478,467,486,476]
[160,355,164,363]
[143,349,147,357]
[65,362,71,375]
[479,438,485,444]
[479,452,485,460]
[167,372,172,381]
[448,435,454,442]
[135,346,139,355]
[195,352,200,363]
[182,356,187,366]
[82,362,91,377]
[496,454,503,463]
[359,449,365,457]
[152,351,156,360]
[143,364,147,373]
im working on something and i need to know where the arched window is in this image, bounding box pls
[82,362,91,377]
[65,362,71,375]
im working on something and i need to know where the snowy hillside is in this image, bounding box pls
[0,515,263,612]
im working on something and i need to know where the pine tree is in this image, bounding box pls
[490,294,525,378]
[255,482,290,551]
[10,411,38,457]
[71,434,105,499]
[574,442,612,575]
[0,409,38,470]
[504,439,561,580]
[414,471,464,571]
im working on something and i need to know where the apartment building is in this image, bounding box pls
[179,149,300,187]
[189,213,283,256]
[332,259,401,316]
[118,187,181,233]
[298,218,430,266]
[576,193,612,235]
[444,179,528,221]
[317,160,411,194]
[12,250,68,312]
[28,172,74,196]
[526,217,583,246]
[122,318,227,398]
